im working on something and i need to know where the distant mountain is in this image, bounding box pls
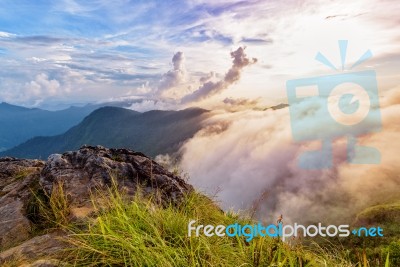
[1,107,209,159]
[0,102,104,151]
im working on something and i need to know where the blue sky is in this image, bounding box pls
[0,0,398,110]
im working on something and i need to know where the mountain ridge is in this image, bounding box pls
[0,102,106,151]
[1,107,209,159]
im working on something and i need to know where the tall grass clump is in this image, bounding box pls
[27,180,71,231]
[64,181,356,267]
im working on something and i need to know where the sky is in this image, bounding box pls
[0,0,398,110]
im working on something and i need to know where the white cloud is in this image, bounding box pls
[0,0,398,108]
[181,47,257,104]
[128,99,177,112]
[157,51,187,98]
[25,73,61,98]
[179,91,400,224]
[0,31,15,38]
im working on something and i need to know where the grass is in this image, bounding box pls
[338,202,400,266]
[22,178,396,266]
[27,180,70,231]
[61,183,354,267]
[13,167,38,180]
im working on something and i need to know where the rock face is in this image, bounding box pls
[40,145,192,205]
[0,146,193,265]
[0,232,67,266]
[0,158,44,249]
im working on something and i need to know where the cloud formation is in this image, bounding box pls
[222,97,259,106]
[157,51,187,98]
[0,0,398,108]
[122,47,257,112]
[179,90,400,224]
[25,73,62,98]
[181,47,257,104]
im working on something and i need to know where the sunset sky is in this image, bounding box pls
[0,0,398,109]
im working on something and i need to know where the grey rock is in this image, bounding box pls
[0,158,44,250]
[40,145,193,207]
[0,145,193,262]
[0,200,31,249]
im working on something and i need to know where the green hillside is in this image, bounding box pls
[1,107,209,159]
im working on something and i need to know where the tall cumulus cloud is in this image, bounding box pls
[181,47,257,104]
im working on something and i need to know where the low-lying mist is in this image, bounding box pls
[177,89,400,225]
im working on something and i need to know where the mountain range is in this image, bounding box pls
[0,102,104,151]
[0,106,209,159]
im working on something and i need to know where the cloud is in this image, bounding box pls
[181,47,257,104]
[172,51,185,70]
[143,47,257,107]
[222,97,259,106]
[122,46,259,111]
[133,46,258,108]
[0,31,15,38]
[0,71,84,107]
[241,37,273,45]
[15,35,66,45]
[0,0,398,109]
[179,91,400,224]
[173,25,234,45]
[24,73,62,98]
[199,72,215,83]
[157,51,187,97]
[127,99,177,112]
[220,97,262,111]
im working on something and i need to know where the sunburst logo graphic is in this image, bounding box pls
[286,40,381,169]
[315,40,372,71]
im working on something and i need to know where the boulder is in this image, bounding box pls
[0,145,193,264]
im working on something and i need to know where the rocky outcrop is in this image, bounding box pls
[0,158,44,249]
[0,146,193,265]
[40,145,192,206]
